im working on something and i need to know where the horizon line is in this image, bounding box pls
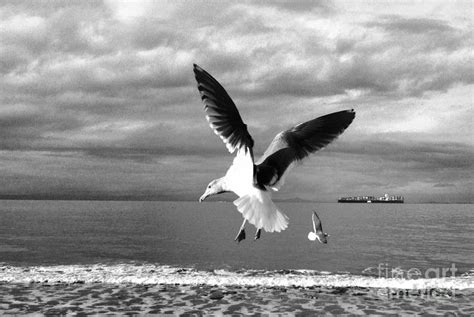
[0,196,471,204]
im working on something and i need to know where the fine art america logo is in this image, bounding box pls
[363,263,458,298]
[374,262,457,279]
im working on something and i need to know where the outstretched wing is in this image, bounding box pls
[193,64,254,153]
[256,109,355,190]
[312,211,323,233]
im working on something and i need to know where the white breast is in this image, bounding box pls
[224,148,254,197]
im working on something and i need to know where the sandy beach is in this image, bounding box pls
[1,282,473,315]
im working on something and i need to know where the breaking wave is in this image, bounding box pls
[1,263,473,290]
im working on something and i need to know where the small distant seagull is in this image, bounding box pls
[308,211,329,244]
[193,64,355,242]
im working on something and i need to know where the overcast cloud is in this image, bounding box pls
[0,0,472,202]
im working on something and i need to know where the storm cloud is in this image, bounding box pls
[0,0,472,202]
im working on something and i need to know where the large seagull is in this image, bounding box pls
[194,64,355,242]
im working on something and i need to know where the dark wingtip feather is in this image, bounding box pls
[193,64,206,77]
[347,108,356,119]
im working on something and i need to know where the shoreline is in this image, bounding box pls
[1,282,473,315]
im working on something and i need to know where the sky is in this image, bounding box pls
[0,0,472,203]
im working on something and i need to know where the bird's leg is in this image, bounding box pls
[235,219,246,243]
[254,228,262,240]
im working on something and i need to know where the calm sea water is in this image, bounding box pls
[0,200,472,278]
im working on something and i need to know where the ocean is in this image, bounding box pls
[1,200,473,289]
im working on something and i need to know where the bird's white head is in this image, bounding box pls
[308,231,329,244]
[199,178,226,202]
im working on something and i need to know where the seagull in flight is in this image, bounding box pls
[308,210,329,244]
[194,64,355,242]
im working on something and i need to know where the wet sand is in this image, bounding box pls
[1,282,473,315]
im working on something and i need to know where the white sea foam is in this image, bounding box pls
[0,263,473,290]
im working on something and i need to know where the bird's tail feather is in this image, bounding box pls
[233,190,289,232]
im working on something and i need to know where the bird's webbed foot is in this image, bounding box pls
[254,228,262,240]
[235,228,246,243]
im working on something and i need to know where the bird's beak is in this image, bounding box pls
[199,189,211,202]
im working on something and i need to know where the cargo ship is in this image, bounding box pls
[338,194,404,203]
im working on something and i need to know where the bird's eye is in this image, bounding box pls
[208,185,211,189]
